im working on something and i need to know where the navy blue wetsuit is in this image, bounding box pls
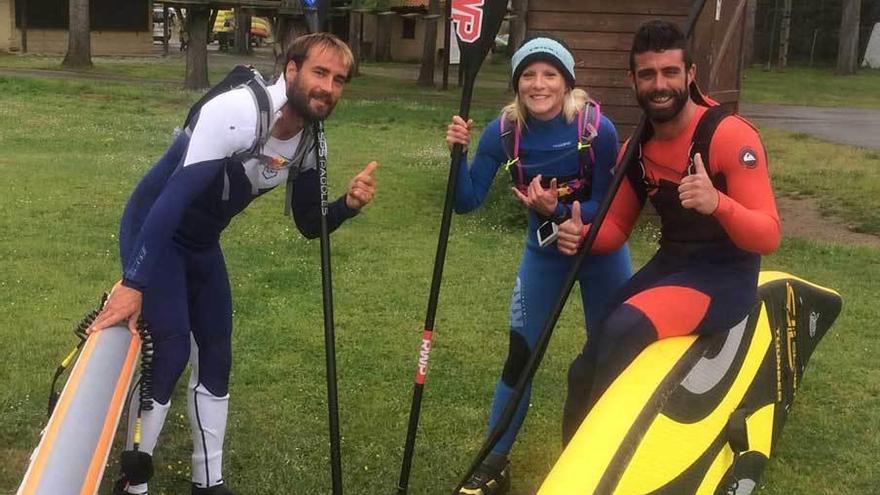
[116,76,359,491]
[455,111,632,456]
[119,86,357,405]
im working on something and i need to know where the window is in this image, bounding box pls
[402,17,416,40]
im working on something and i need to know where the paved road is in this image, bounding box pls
[741,103,880,150]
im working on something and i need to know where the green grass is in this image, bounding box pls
[742,66,880,108]
[762,128,880,235]
[0,69,877,494]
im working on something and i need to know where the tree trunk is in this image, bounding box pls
[62,0,91,68]
[418,0,441,87]
[20,0,27,53]
[275,15,310,74]
[508,0,528,56]
[742,0,757,67]
[276,0,312,68]
[375,1,393,62]
[234,9,251,55]
[185,7,210,90]
[348,1,362,77]
[777,0,792,69]
[837,0,862,75]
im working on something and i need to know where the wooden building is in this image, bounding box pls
[1,0,153,54]
[528,0,749,137]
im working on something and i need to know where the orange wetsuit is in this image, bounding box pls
[562,103,781,441]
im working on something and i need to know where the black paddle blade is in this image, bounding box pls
[452,0,508,83]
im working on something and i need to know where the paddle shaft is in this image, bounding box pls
[315,121,343,495]
[451,1,710,491]
[396,80,475,495]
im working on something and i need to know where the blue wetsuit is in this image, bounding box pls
[455,111,632,456]
[115,76,359,491]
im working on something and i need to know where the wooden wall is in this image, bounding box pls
[2,29,153,55]
[1,0,12,52]
[528,0,747,138]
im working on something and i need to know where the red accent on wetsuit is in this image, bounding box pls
[584,105,780,255]
[625,286,711,338]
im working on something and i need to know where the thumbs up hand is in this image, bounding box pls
[557,201,586,256]
[346,161,378,209]
[678,153,719,215]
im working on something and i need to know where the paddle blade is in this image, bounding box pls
[452,0,508,82]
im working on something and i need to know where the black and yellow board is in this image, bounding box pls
[539,271,842,495]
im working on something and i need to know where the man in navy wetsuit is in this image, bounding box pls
[89,33,377,495]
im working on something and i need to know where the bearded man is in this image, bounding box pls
[90,33,377,495]
[556,20,780,442]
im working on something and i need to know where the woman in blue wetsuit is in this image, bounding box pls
[446,36,632,495]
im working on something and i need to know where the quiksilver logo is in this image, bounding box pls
[740,147,758,168]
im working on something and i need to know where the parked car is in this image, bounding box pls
[152,7,175,43]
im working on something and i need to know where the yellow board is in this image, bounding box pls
[539,272,841,495]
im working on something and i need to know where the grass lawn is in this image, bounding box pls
[763,129,880,235]
[742,66,880,108]
[0,62,878,494]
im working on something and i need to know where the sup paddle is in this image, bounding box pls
[396,1,508,493]
[314,120,343,495]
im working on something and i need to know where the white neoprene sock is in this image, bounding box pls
[187,339,229,488]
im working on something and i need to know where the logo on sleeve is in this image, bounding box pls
[739,147,758,168]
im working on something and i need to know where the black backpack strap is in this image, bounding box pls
[688,104,732,175]
[182,65,272,154]
[183,65,261,133]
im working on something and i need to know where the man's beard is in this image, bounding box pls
[286,79,336,123]
[636,83,690,123]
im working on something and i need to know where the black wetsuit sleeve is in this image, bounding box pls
[290,168,360,239]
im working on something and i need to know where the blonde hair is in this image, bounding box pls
[501,87,589,130]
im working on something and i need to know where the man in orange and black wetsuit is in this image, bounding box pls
[556,20,781,441]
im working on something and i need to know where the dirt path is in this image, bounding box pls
[776,196,880,248]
